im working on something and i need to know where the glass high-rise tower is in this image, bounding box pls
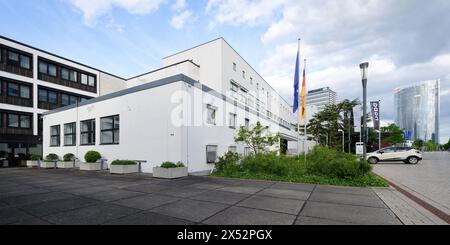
[394,80,440,144]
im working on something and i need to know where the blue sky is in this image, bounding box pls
[1,0,449,143]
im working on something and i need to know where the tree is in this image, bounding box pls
[412,138,424,149]
[443,139,450,150]
[381,124,404,145]
[235,121,280,154]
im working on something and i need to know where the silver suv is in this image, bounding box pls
[366,147,422,164]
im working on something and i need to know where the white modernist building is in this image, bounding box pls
[301,87,337,111]
[43,38,300,174]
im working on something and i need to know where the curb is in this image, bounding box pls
[377,174,450,224]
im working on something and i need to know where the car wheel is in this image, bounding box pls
[407,156,419,164]
[368,157,379,164]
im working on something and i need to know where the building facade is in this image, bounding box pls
[42,38,299,174]
[301,87,337,112]
[0,36,126,167]
[394,80,440,144]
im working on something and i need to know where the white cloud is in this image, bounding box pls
[170,10,193,29]
[171,0,186,11]
[69,0,166,25]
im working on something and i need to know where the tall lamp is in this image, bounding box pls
[360,62,369,160]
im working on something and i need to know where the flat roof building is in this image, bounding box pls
[301,87,337,112]
[41,38,300,174]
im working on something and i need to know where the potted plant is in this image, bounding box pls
[109,160,138,174]
[40,154,59,169]
[79,151,103,171]
[57,153,77,169]
[27,155,42,168]
[153,161,188,179]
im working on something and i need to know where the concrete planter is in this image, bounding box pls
[40,161,57,169]
[110,164,138,174]
[57,161,77,169]
[26,160,39,168]
[153,167,188,179]
[79,162,102,171]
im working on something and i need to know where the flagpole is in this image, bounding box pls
[297,38,301,159]
[303,59,307,163]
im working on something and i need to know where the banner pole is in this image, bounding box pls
[303,59,307,163]
[297,38,301,161]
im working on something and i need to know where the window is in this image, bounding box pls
[8,114,19,128]
[81,74,88,85]
[233,62,236,71]
[48,64,57,76]
[250,77,253,84]
[8,51,19,62]
[20,115,30,128]
[7,114,30,128]
[61,94,69,106]
[207,105,216,125]
[50,125,60,146]
[7,83,19,97]
[39,61,47,73]
[242,70,246,79]
[229,113,236,129]
[206,145,218,164]
[7,83,30,99]
[230,82,239,93]
[38,89,47,102]
[88,75,95,87]
[245,118,250,130]
[48,91,57,104]
[69,70,77,82]
[61,68,69,80]
[64,122,76,146]
[81,119,95,145]
[39,60,57,77]
[228,146,237,153]
[20,55,30,69]
[100,115,119,144]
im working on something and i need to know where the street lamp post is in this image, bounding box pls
[338,129,344,152]
[360,62,369,160]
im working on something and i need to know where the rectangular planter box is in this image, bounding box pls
[110,164,138,174]
[79,162,103,171]
[153,167,188,179]
[40,161,57,169]
[57,161,76,169]
[26,160,39,168]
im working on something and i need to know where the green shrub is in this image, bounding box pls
[63,153,75,162]
[31,155,42,161]
[111,160,136,165]
[214,151,241,174]
[306,147,372,179]
[84,151,101,163]
[45,153,59,161]
[240,152,289,176]
[176,161,185,167]
[160,161,177,168]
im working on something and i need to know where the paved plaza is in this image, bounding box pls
[373,152,450,217]
[0,167,403,225]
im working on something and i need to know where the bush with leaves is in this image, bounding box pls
[45,153,59,162]
[111,160,136,165]
[240,152,289,176]
[160,162,178,168]
[63,153,75,162]
[84,151,101,163]
[31,155,42,161]
[306,147,371,179]
[214,151,241,174]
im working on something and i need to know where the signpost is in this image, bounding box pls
[356,142,364,156]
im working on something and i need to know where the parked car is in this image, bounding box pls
[366,146,422,164]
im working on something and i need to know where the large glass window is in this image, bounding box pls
[61,94,69,106]
[69,70,77,82]
[39,61,47,73]
[8,51,19,62]
[7,83,30,99]
[20,86,30,99]
[100,115,119,144]
[64,122,76,146]
[20,115,30,128]
[50,125,60,146]
[88,75,95,87]
[81,119,95,145]
[48,64,57,76]
[81,74,88,85]
[38,89,47,102]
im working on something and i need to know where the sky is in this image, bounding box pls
[0,0,449,143]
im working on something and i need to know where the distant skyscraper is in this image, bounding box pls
[394,80,440,144]
[302,87,337,111]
